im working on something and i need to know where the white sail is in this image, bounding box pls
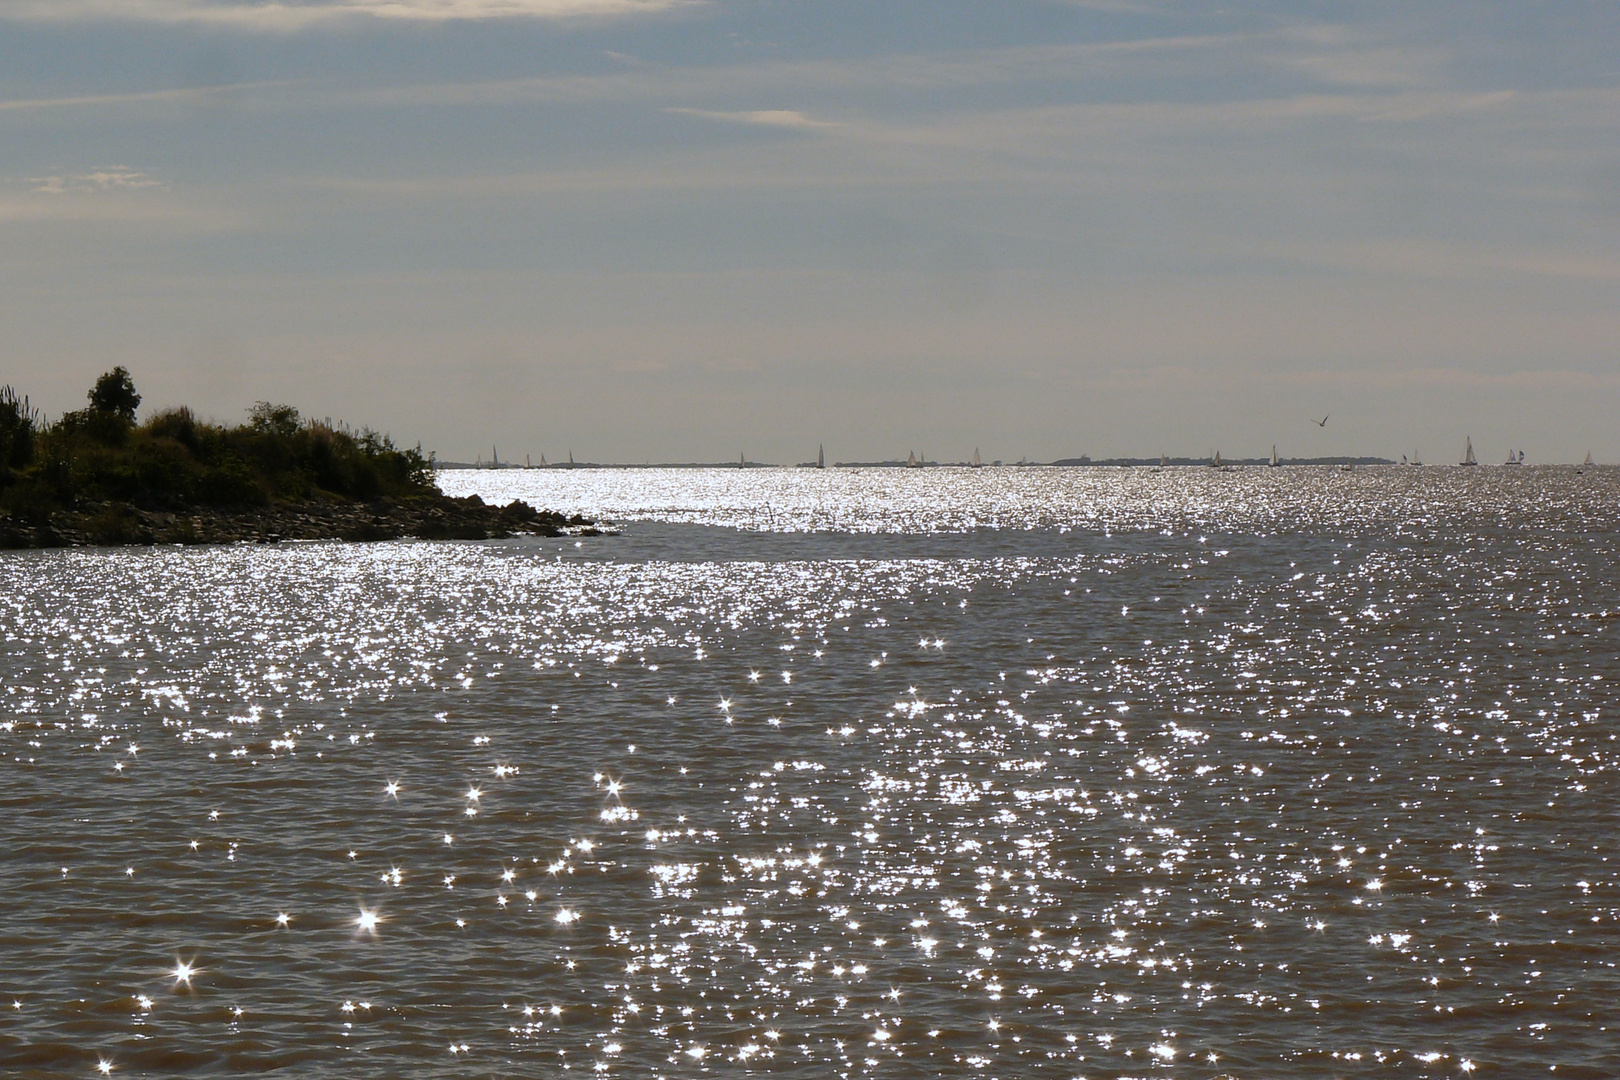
[1585,451,1594,467]
[907,450,919,468]
[1212,450,1223,468]
[1462,437,1477,466]
[540,453,548,467]
[1270,444,1279,468]
[972,447,982,468]
[817,444,825,469]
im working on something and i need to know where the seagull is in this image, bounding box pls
[1312,414,1329,428]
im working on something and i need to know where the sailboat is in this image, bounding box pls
[1460,437,1477,466]
[1504,449,1523,466]
[906,451,920,469]
[740,452,747,468]
[1210,450,1224,469]
[540,453,549,468]
[971,447,983,468]
[525,454,532,469]
[1269,445,1280,468]
[1154,453,1166,471]
[568,450,576,468]
[817,444,825,469]
[1579,451,1594,473]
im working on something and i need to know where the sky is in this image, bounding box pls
[2,0,1617,464]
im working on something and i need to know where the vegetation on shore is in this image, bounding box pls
[0,368,583,547]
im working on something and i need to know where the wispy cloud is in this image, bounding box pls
[28,166,165,195]
[0,0,697,29]
[1266,26,1451,90]
[665,108,834,130]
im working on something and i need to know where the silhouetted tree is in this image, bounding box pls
[249,401,301,438]
[88,367,141,421]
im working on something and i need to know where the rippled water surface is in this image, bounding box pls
[4,467,1618,1078]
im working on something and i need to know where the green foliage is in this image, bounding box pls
[89,366,141,421]
[249,401,301,438]
[0,386,38,473]
[0,371,438,517]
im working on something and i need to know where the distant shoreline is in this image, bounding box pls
[438,456,1411,470]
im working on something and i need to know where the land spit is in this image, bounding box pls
[0,495,598,549]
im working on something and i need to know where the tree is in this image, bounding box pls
[88,367,141,421]
[249,401,301,438]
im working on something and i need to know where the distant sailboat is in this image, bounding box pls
[1504,448,1522,466]
[906,450,920,469]
[540,453,548,468]
[525,454,532,469]
[568,450,576,468]
[972,447,983,468]
[1461,437,1477,466]
[1580,450,1594,473]
[1211,450,1223,469]
[1269,445,1279,468]
[817,444,825,469]
[740,452,747,468]
[1156,453,1167,471]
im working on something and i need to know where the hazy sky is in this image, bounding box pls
[3,1,1617,463]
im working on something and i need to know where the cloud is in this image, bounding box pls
[0,83,282,113]
[0,0,697,29]
[28,167,165,195]
[665,108,834,130]
[1268,31,1451,90]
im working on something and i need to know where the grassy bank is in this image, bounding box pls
[0,368,583,547]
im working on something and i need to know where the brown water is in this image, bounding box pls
[2,466,1616,1078]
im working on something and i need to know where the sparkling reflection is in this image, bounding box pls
[0,466,1616,1076]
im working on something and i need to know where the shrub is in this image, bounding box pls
[0,370,439,520]
[0,386,38,474]
[145,407,200,450]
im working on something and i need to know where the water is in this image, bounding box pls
[2,466,1617,1078]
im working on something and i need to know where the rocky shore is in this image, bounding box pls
[0,494,600,549]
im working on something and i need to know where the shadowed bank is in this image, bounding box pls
[0,369,594,548]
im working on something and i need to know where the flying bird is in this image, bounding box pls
[1312,414,1329,428]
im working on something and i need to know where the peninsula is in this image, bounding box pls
[0,369,592,548]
